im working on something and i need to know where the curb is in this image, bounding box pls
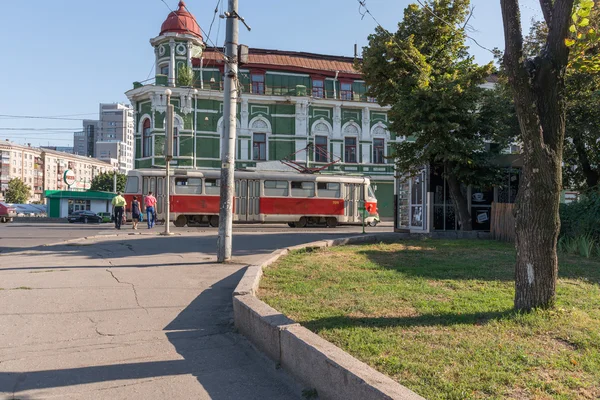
[232,233,425,400]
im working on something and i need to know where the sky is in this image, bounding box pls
[0,0,543,147]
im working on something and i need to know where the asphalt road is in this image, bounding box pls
[0,222,392,399]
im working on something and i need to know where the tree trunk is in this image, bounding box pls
[501,0,573,311]
[572,133,599,189]
[446,173,472,231]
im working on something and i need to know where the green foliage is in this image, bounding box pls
[560,190,600,240]
[5,178,30,204]
[177,64,194,87]
[360,0,518,191]
[90,172,126,193]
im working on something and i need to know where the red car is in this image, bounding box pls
[0,202,17,223]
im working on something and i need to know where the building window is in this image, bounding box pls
[160,64,169,75]
[315,135,328,162]
[251,73,265,95]
[253,133,267,161]
[142,119,151,157]
[312,79,324,98]
[344,137,357,163]
[340,82,353,101]
[373,138,385,164]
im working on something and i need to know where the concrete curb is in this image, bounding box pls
[232,233,426,400]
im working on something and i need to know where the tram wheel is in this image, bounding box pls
[326,217,338,228]
[209,215,219,227]
[287,222,296,228]
[174,215,187,227]
[296,217,308,228]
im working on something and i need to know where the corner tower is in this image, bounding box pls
[150,1,204,87]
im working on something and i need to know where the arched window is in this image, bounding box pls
[142,119,151,157]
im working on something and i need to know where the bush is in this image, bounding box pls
[559,190,600,256]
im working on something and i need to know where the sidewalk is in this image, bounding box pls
[0,233,313,399]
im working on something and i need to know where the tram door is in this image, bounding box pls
[235,179,260,221]
[344,183,361,223]
[142,176,164,221]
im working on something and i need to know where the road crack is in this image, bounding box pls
[105,269,149,315]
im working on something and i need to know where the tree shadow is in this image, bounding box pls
[0,270,301,399]
[302,309,515,333]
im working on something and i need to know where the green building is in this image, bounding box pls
[125,1,400,217]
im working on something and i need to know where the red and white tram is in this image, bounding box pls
[123,168,378,228]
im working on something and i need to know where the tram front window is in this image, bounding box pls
[125,176,139,193]
[368,184,376,199]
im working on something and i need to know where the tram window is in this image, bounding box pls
[291,181,315,197]
[264,180,289,197]
[125,176,139,193]
[317,182,341,198]
[368,185,376,198]
[205,179,221,195]
[174,177,202,194]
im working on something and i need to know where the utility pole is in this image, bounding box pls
[162,88,174,236]
[217,0,239,262]
[113,170,117,193]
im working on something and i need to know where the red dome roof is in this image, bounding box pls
[160,1,202,39]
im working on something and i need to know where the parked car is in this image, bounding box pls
[0,203,17,223]
[97,212,112,223]
[67,210,102,224]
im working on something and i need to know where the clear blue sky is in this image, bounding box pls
[0,0,542,147]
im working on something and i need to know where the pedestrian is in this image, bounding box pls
[144,191,157,229]
[131,196,141,230]
[111,192,127,230]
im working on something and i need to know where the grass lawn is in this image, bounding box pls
[258,239,600,400]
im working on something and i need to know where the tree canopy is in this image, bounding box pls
[90,172,126,193]
[360,0,518,230]
[5,178,30,204]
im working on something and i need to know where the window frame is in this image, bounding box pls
[291,181,316,197]
[339,80,353,101]
[263,180,289,197]
[251,72,265,95]
[204,178,221,195]
[373,138,385,164]
[160,64,169,76]
[142,119,151,158]
[252,132,267,161]
[314,135,328,163]
[312,78,324,98]
[344,137,358,163]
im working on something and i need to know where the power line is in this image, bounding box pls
[414,0,495,54]
[356,0,426,73]
[206,0,221,41]
[0,114,92,121]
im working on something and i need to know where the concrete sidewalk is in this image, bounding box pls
[0,233,339,399]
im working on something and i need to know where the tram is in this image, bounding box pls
[123,168,378,228]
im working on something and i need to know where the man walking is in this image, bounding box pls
[111,192,127,230]
[144,191,157,229]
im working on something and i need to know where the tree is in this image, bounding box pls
[90,172,126,193]
[499,0,597,310]
[177,64,194,87]
[522,12,600,190]
[361,0,517,230]
[5,178,30,204]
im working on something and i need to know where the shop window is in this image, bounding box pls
[264,180,288,197]
[373,138,385,164]
[317,182,341,198]
[344,137,357,163]
[291,181,315,197]
[315,135,328,162]
[312,79,324,98]
[251,73,265,94]
[253,133,267,161]
[205,178,220,195]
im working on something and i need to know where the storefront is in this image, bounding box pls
[44,190,115,218]
[394,157,523,233]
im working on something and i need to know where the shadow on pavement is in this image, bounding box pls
[0,270,300,399]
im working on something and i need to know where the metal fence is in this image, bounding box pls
[491,202,515,242]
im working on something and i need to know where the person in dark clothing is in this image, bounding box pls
[111,192,127,230]
[131,196,141,230]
